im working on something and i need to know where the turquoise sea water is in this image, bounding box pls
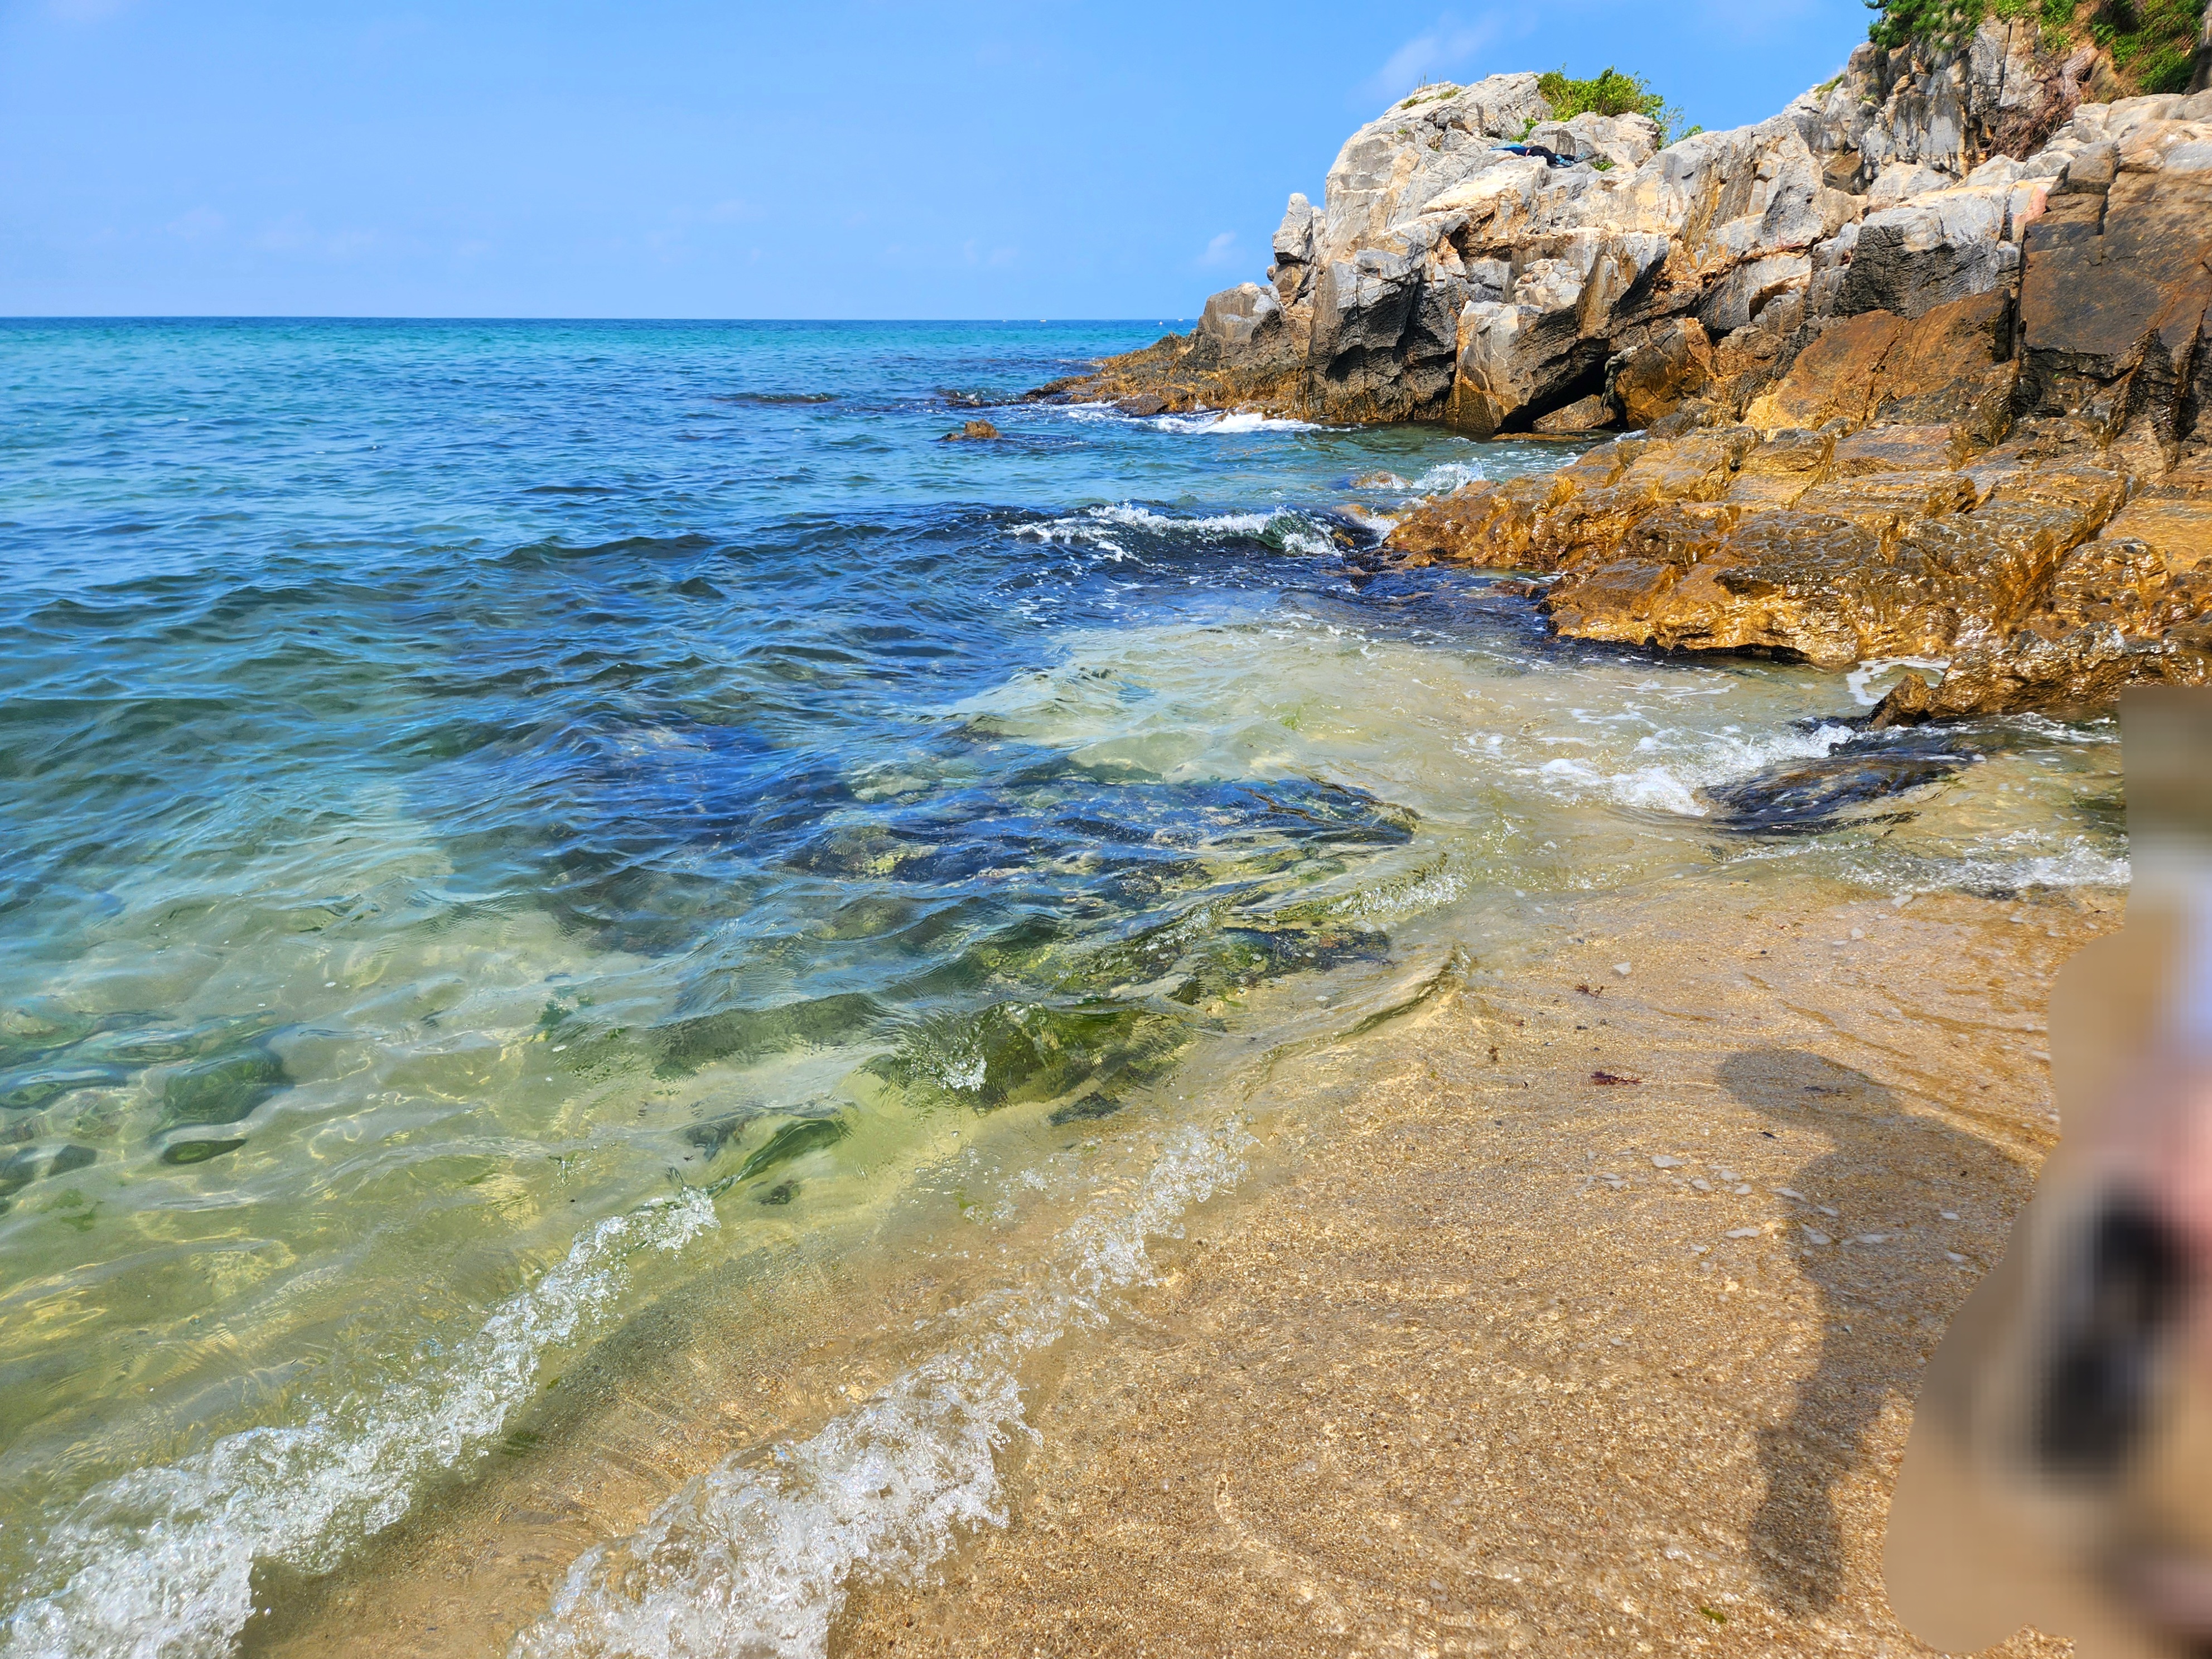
[0,320,2128,1657]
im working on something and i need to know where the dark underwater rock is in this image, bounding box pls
[160,1137,247,1166]
[2,1064,133,1112]
[158,1046,287,1130]
[48,1144,96,1177]
[1701,731,1993,833]
[683,1111,755,1155]
[736,1115,852,1181]
[652,992,887,1078]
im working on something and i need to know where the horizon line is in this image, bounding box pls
[0,314,1198,326]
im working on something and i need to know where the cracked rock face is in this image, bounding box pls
[1038,43,2212,442]
[1384,334,2212,722]
[1029,57,2212,724]
[1035,74,1859,431]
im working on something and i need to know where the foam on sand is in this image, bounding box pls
[510,1121,1252,1659]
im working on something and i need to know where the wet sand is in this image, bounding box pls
[245,875,2112,1656]
[830,878,2109,1657]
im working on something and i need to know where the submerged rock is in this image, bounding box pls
[49,1144,97,1177]
[683,1111,755,1155]
[159,1137,247,1166]
[735,1115,851,1182]
[652,991,886,1078]
[1702,731,1987,833]
[0,1142,99,1212]
[158,1046,286,1130]
[941,419,1002,442]
[1,1063,133,1112]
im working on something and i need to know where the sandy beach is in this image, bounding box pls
[824,877,2106,1657]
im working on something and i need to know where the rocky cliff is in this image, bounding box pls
[1033,27,2212,723]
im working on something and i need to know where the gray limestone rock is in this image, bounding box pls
[1269,194,1318,306]
[1315,74,1553,270]
[1837,189,2020,318]
[1701,252,1813,334]
[1527,112,1662,171]
[1199,282,1284,349]
[1309,247,1424,409]
[1039,55,2212,448]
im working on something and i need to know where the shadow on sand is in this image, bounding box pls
[1717,1045,2030,1614]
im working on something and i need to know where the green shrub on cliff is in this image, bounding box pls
[1536,66,1701,144]
[1537,65,1665,119]
[1867,0,2205,93]
[1866,0,1988,48]
[2087,0,2209,92]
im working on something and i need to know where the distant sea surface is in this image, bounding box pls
[0,320,2126,1657]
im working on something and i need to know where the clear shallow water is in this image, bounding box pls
[0,320,2126,1657]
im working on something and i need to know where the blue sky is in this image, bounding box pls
[1,0,1872,318]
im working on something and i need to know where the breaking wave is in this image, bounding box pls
[1149,410,1324,434]
[1517,720,1860,819]
[1407,460,1485,494]
[2,1191,719,1659]
[509,1122,1250,1659]
[1012,503,1337,561]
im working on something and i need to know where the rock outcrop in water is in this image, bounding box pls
[1380,86,2212,725]
[1034,37,2212,723]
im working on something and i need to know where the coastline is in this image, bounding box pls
[829,876,2107,1657]
[4,316,2139,1656]
[12,7,2205,1646]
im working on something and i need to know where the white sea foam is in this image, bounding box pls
[1609,768,1707,816]
[1087,503,1277,536]
[1339,507,1397,539]
[1955,843,2133,891]
[1409,460,1485,494]
[1050,403,1321,435]
[934,1047,988,1094]
[1845,657,1949,707]
[1518,719,1858,819]
[1344,864,1469,919]
[509,1121,1252,1659]
[1013,503,1335,560]
[1883,838,2133,895]
[2,1190,718,1659]
[1150,409,1324,434]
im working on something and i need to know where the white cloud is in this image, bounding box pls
[1198,230,1237,267]
[1362,12,1508,105]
